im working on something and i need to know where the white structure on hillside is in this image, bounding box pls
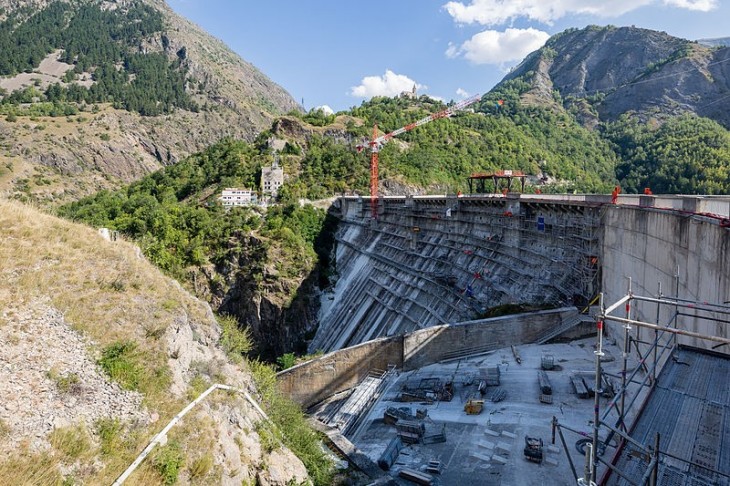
[261,160,284,198]
[219,188,257,207]
[400,84,417,99]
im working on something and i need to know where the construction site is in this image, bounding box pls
[277,193,730,485]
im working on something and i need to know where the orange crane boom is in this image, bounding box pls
[361,94,481,218]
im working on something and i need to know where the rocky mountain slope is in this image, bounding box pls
[0,199,313,485]
[501,25,730,128]
[0,0,300,205]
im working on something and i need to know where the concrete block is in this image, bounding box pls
[501,431,516,439]
[546,445,560,454]
[496,441,512,453]
[470,452,491,462]
[478,440,495,450]
[484,428,500,437]
[545,456,559,466]
[491,455,509,465]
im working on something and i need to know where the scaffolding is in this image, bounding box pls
[553,277,730,485]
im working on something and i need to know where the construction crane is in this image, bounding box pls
[358,94,482,218]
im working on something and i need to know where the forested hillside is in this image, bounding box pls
[277,94,620,199]
[0,2,191,116]
[497,25,730,194]
[60,138,332,360]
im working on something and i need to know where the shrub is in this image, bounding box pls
[218,315,252,361]
[151,440,184,485]
[250,360,334,485]
[98,341,142,390]
[276,353,296,370]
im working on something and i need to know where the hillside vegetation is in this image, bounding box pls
[0,0,300,205]
[0,2,192,116]
[0,198,332,485]
[497,25,730,193]
[59,138,331,360]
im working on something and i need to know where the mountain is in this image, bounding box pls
[698,37,730,48]
[0,0,300,205]
[500,25,730,129]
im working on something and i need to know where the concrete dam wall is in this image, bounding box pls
[310,194,604,353]
[602,201,730,351]
[283,194,729,408]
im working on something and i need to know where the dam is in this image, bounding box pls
[280,193,730,485]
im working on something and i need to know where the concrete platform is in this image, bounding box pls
[345,338,644,485]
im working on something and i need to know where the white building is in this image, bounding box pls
[261,160,284,198]
[219,188,257,207]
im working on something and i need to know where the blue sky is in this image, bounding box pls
[167,0,728,113]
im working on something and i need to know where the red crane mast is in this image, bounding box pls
[361,94,481,218]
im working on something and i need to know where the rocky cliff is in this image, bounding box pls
[501,25,730,128]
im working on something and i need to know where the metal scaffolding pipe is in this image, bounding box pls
[600,327,673,423]
[631,295,730,316]
[604,294,632,316]
[597,286,730,486]
[592,293,605,484]
[595,454,641,486]
[603,316,730,345]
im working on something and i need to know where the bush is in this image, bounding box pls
[98,341,142,390]
[218,315,252,361]
[249,360,334,485]
[151,440,184,485]
[276,353,296,370]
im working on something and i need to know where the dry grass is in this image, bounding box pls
[0,198,231,484]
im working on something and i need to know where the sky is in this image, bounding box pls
[167,0,729,113]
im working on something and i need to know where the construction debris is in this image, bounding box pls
[482,366,501,386]
[425,460,442,475]
[571,375,589,398]
[511,345,522,364]
[395,420,425,444]
[423,424,447,444]
[490,388,507,403]
[384,406,414,425]
[399,467,434,485]
[537,370,552,395]
[464,397,485,415]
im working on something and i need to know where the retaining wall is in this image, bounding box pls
[278,308,577,407]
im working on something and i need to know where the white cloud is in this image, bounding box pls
[663,0,717,11]
[456,88,471,98]
[442,0,707,26]
[349,70,425,98]
[447,27,550,65]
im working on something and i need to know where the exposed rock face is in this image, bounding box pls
[502,25,730,128]
[197,234,320,361]
[0,301,147,452]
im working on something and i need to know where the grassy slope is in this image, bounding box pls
[0,199,318,485]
